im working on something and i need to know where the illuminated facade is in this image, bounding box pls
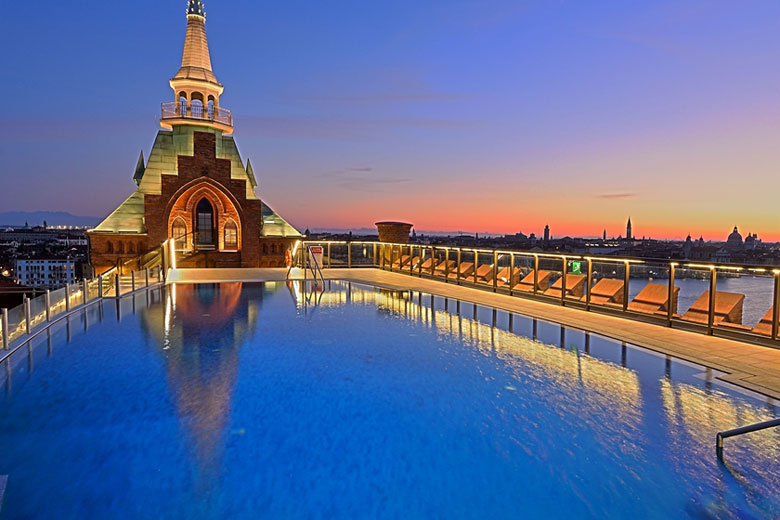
[88,1,300,273]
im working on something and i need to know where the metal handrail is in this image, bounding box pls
[306,245,326,286]
[716,418,780,460]
[161,102,233,127]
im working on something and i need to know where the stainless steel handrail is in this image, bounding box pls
[716,418,780,460]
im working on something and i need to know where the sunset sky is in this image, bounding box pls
[2,1,780,240]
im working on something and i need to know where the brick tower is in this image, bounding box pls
[88,1,300,274]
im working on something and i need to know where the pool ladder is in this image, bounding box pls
[287,244,326,287]
[716,417,780,460]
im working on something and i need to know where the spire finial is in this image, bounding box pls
[187,0,205,18]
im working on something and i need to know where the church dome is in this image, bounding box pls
[726,226,743,250]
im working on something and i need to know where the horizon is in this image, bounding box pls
[2,1,780,240]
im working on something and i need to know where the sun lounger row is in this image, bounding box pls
[390,258,773,336]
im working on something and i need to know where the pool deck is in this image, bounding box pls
[168,267,780,400]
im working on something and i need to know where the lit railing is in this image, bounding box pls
[161,102,233,127]
[303,240,780,347]
[0,265,164,353]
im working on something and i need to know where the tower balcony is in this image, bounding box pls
[161,102,233,132]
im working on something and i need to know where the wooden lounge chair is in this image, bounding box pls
[474,264,494,283]
[392,255,411,268]
[419,258,439,271]
[514,270,552,292]
[434,259,456,275]
[494,267,523,288]
[627,283,679,315]
[682,291,745,325]
[448,262,475,280]
[751,308,774,335]
[408,256,421,270]
[582,278,624,306]
[544,274,586,298]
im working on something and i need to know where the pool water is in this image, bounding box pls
[1,281,779,519]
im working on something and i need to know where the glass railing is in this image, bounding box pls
[1,265,164,351]
[302,240,780,346]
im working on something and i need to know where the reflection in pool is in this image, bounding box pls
[0,281,778,519]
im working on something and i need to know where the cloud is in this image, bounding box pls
[319,168,412,192]
[596,192,638,200]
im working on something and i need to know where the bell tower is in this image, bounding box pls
[161,0,233,133]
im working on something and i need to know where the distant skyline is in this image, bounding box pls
[2,1,780,240]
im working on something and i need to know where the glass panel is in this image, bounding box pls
[69,283,84,308]
[563,259,588,302]
[29,294,47,331]
[49,287,67,319]
[87,279,101,301]
[536,257,565,298]
[626,262,673,316]
[348,242,375,267]
[587,261,626,308]
[714,270,773,334]
[674,267,715,323]
[6,304,26,343]
[505,255,534,292]
[473,251,495,285]
[101,272,116,297]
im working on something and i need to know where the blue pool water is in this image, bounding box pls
[1,281,779,519]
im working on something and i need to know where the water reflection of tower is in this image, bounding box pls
[140,283,261,493]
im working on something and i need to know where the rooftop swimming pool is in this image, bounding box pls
[1,281,779,519]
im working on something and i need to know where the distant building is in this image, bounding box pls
[626,218,632,240]
[726,226,743,252]
[543,225,550,242]
[14,259,76,289]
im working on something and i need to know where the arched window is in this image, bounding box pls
[171,217,187,250]
[262,243,268,255]
[207,96,216,119]
[127,242,135,254]
[191,92,204,118]
[195,198,214,246]
[178,92,187,115]
[107,241,114,254]
[117,242,124,254]
[224,219,238,249]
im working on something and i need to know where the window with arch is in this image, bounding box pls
[178,92,187,116]
[172,217,187,250]
[207,96,216,119]
[128,242,135,254]
[191,92,204,118]
[107,241,114,254]
[262,243,268,255]
[224,219,238,249]
[117,242,124,254]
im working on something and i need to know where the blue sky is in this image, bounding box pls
[2,1,780,238]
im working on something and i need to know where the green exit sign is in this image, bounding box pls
[570,261,582,274]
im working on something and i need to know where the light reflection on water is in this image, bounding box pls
[0,281,777,519]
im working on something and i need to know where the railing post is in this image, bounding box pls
[65,284,71,312]
[82,279,88,305]
[492,251,498,292]
[372,243,377,266]
[1,308,8,350]
[533,255,540,296]
[328,243,332,269]
[45,290,51,322]
[456,249,462,284]
[473,251,479,283]
[667,264,676,326]
[444,248,450,281]
[561,256,567,306]
[708,268,717,335]
[131,271,136,292]
[623,261,630,312]
[586,259,593,311]
[24,297,31,334]
[430,247,435,277]
[347,242,352,269]
[98,275,104,299]
[509,253,515,296]
[773,270,780,340]
[115,273,121,298]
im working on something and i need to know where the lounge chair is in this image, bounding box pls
[434,259,456,275]
[582,278,624,306]
[682,291,745,325]
[495,267,523,288]
[749,308,774,335]
[419,258,439,271]
[474,264,494,283]
[514,270,552,292]
[448,262,475,280]
[392,255,411,268]
[627,283,679,315]
[544,274,586,298]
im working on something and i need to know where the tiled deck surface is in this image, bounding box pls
[169,267,780,400]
